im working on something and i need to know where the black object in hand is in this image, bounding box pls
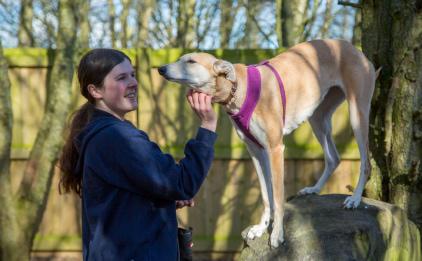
[178,227,193,261]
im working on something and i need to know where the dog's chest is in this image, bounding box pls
[230,104,317,145]
[230,116,268,148]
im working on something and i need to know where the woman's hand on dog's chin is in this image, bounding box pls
[186,89,218,132]
[176,199,195,209]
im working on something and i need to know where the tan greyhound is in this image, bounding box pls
[158,39,377,248]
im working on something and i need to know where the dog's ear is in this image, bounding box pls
[213,60,236,83]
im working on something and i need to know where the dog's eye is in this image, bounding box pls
[187,60,196,64]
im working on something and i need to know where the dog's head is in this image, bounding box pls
[158,53,236,101]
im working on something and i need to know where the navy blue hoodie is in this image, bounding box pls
[76,109,217,260]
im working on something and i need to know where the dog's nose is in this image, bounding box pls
[158,66,167,75]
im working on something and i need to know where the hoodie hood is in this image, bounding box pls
[74,109,122,176]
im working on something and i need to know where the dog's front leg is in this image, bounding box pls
[244,142,273,240]
[268,144,285,248]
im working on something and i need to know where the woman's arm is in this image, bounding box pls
[85,93,218,201]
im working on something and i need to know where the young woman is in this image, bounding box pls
[59,49,217,260]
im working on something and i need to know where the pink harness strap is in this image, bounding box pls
[260,60,286,124]
[229,66,263,147]
[229,61,286,149]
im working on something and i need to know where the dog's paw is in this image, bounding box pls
[246,224,267,240]
[298,186,320,195]
[244,210,271,240]
[343,195,361,209]
[270,230,284,248]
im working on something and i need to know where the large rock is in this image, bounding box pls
[240,194,421,261]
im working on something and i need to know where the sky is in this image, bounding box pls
[0,0,357,49]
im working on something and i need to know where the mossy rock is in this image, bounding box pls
[240,194,421,261]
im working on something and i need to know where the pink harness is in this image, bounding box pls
[229,60,286,148]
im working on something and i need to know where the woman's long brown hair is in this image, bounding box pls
[59,49,130,196]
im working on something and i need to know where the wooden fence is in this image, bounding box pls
[5,48,361,260]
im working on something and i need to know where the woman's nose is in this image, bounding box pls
[130,76,138,86]
[128,81,138,90]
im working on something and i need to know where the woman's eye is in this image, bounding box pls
[187,60,196,64]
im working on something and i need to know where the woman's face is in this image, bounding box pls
[95,59,138,119]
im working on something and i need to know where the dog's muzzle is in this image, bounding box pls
[158,66,167,76]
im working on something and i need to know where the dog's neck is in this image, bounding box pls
[214,64,246,113]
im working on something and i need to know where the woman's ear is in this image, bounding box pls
[87,84,103,99]
[213,60,236,83]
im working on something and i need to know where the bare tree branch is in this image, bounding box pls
[251,14,278,48]
[196,0,219,48]
[338,0,362,9]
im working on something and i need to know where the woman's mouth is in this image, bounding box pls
[125,92,137,98]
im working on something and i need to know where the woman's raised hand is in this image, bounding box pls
[176,199,195,209]
[186,89,218,132]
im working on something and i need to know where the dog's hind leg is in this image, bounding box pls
[343,95,372,208]
[298,87,345,195]
[244,142,274,240]
[342,67,375,208]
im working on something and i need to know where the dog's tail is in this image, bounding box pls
[375,67,382,79]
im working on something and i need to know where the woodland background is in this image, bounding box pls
[0,0,420,260]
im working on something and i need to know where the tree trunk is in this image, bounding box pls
[219,1,238,48]
[135,0,155,123]
[352,8,361,46]
[0,41,22,261]
[78,0,90,50]
[119,0,131,48]
[0,0,83,259]
[18,0,34,46]
[175,0,196,48]
[319,0,333,38]
[135,0,155,48]
[361,0,422,230]
[108,0,117,48]
[276,0,308,48]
